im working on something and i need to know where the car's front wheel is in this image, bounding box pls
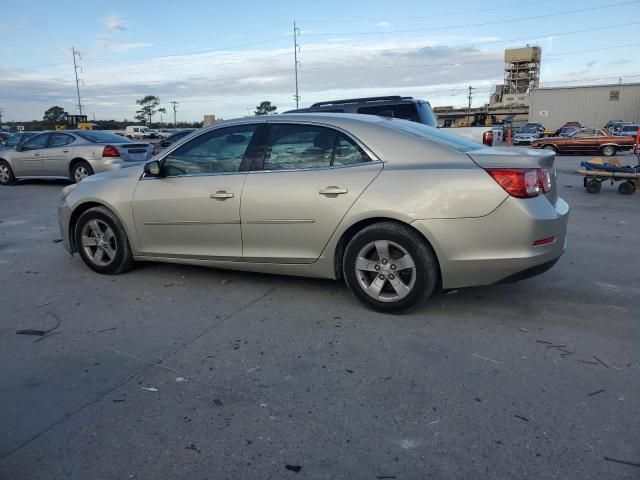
[601,145,616,157]
[343,222,438,313]
[75,206,134,275]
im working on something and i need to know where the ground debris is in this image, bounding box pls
[96,326,117,334]
[593,356,609,368]
[16,312,61,339]
[220,278,230,285]
[514,414,530,422]
[471,353,500,364]
[588,389,606,397]
[141,387,158,392]
[213,398,224,407]
[186,443,201,454]
[603,456,640,468]
[52,238,62,243]
[376,476,397,479]
[577,359,599,365]
[285,465,302,473]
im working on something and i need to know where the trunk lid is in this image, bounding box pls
[467,147,557,205]
[116,143,153,162]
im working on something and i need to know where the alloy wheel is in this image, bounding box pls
[354,240,417,303]
[74,165,89,182]
[80,219,117,267]
[0,164,10,183]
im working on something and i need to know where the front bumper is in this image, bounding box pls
[58,199,73,253]
[412,195,569,289]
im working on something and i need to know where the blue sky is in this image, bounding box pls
[1,0,639,121]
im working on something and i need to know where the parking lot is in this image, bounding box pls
[0,152,638,479]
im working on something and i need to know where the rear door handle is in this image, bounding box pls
[319,186,348,195]
[210,191,234,199]
[34,153,41,156]
[62,149,70,153]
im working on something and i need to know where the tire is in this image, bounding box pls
[618,181,635,195]
[70,160,94,183]
[0,160,16,186]
[601,145,616,157]
[343,222,438,313]
[74,206,134,275]
[585,179,601,194]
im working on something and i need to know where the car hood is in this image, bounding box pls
[82,164,144,183]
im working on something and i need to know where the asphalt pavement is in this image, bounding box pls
[0,152,638,479]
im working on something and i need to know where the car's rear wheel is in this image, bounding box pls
[75,207,134,275]
[343,222,438,313]
[543,145,556,152]
[71,160,94,183]
[0,160,16,186]
[601,145,616,157]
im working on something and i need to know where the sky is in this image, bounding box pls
[1,0,639,122]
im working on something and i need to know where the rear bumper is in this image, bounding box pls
[412,195,569,289]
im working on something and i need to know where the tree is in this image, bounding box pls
[254,101,277,116]
[43,106,66,127]
[135,95,166,124]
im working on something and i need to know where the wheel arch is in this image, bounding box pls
[333,216,442,287]
[68,201,128,252]
[68,157,89,175]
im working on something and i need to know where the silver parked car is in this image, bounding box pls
[0,130,154,185]
[58,114,569,312]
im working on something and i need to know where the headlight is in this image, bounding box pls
[61,183,78,200]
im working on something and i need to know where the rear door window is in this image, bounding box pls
[49,133,74,147]
[263,124,337,170]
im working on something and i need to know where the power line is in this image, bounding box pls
[304,0,640,36]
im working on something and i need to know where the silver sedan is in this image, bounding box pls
[0,130,154,185]
[58,114,569,312]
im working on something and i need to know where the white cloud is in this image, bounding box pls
[104,14,127,32]
[376,21,391,27]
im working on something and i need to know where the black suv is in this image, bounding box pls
[285,96,438,127]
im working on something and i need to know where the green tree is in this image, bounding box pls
[43,106,67,127]
[254,101,277,116]
[135,95,166,124]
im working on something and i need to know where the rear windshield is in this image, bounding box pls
[358,103,419,122]
[75,131,133,143]
[386,119,483,152]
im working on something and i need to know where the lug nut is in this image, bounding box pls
[382,259,388,265]
[390,264,396,270]
[375,265,380,271]
[378,274,385,280]
[389,274,395,280]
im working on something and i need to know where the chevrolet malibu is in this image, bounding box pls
[58,114,569,312]
[0,130,154,185]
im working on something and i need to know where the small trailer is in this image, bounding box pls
[578,156,639,195]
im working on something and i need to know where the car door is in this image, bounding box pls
[131,123,261,259]
[240,122,383,263]
[571,129,598,153]
[43,132,75,176]
[11,133,50,176]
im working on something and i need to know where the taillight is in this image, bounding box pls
[482,131,493,146]
[102,145,120,158]
[485,168,552,198]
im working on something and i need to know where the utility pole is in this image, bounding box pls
[293,21,301,109]
[467,86,473,126]
[170,101,179,126]
[72,47,83,115]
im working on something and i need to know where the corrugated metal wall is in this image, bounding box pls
[529,84,640,130]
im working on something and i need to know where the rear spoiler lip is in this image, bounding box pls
[466,147,555,169]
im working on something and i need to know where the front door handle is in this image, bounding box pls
[319,186,348,195]
[62,149,70,153]
[34,153,41,156]
[210,191,234,200]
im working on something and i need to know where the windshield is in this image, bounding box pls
[518,126,538,133]
[75,131,133,143]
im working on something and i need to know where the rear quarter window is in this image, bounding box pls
[386,119,484,153]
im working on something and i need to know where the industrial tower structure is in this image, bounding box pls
[503,46,541,95]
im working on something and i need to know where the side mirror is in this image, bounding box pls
[144,160,161,177]
[15,144,24,152]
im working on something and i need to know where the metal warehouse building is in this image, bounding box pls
[529,83,640,131]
